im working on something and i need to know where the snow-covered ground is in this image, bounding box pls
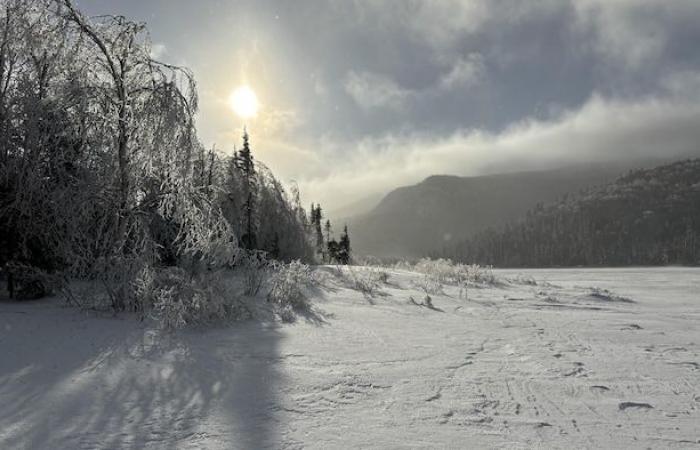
[1,267,699,449]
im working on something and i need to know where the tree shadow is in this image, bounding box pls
[0,300,284,449]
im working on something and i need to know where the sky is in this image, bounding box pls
[76,0,700,212]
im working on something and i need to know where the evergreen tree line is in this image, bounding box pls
[308,203,351,265]
[0,0,341,305]
[440,159,700,267]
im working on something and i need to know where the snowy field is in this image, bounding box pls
[1,267,699,449]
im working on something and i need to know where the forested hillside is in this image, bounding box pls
[443,159,700,267]
[348,163,646,258]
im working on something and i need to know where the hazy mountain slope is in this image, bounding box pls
[348,162,641,258]
[327,192,384,221]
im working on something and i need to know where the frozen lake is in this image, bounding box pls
[2,266,699,448]
[495,267,700,308]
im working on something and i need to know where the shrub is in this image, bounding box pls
[267,260,313,309]
[412,273,445,295]
[345,266,388,296]
[588,287,634,303]
[4,263,64,300]
[237,250,271,296]
[413,258,496,285]
[151,268,250,330]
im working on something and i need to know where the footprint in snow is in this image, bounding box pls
[590,385,610,393]
[668,361,700,370]
[563,362,587,377]
[619,402,653,411]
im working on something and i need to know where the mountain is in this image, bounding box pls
[347,161,660,259]
[445,159,700,267]
[327,192,384,221]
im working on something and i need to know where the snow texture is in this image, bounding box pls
[1,267,699,449]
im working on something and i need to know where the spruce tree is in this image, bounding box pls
[327,238,340,263]
[234,128,256,250]
[324,219,332,263]
[309,203,316,225]
[338,225,351,265]
[314,205,324,259]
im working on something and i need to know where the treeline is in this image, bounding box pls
[441,159,700,267]
[309,204,351,265]
[0,0,349,308]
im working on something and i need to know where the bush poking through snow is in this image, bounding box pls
[151,268,250,330]
[396,258,497,297]
[267,260,313,310]
[61,255,154,312]
[66,263,251,329]
[400,258,497,287]
[412,274,445,295]
[345,267,389,296]
[276,304,297,323]
[588,287,634,303]
[238,250,270,296]
[4,263,64,300]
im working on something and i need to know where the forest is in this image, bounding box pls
[442,159,700,267]
[0,0,348,324]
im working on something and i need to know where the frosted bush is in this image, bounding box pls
[276,304,297,323]
[588,287,634,303]
[151,268,249,330]
[237,250,270,296]
[413,258,455,284]
[267,260,313,309]
[346,267,388,295]
[376,270,390,284]
[412,273,445,295]
[62,254,154,312]
[392,260,414,272]
[408,258,497,288]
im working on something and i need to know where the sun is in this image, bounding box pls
[229,85,259,119]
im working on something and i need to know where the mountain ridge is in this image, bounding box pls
[347,160,666,259]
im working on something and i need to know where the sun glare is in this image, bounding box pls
[229,85,259,119]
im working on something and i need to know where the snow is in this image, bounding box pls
[1,267,699,449]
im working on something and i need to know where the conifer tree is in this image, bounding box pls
[234,128,256,250]
[324,219,332,262]
[309,203,316,225]
[327,238,340,263]
[338,225,351,265]
[314,205,324,259]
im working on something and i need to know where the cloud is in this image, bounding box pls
[439,54,485,90]
[344,70,412,110]
[661,70,700,100]
[572,0,700,70]
[296,92,700,211]
[402,0,491,47]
